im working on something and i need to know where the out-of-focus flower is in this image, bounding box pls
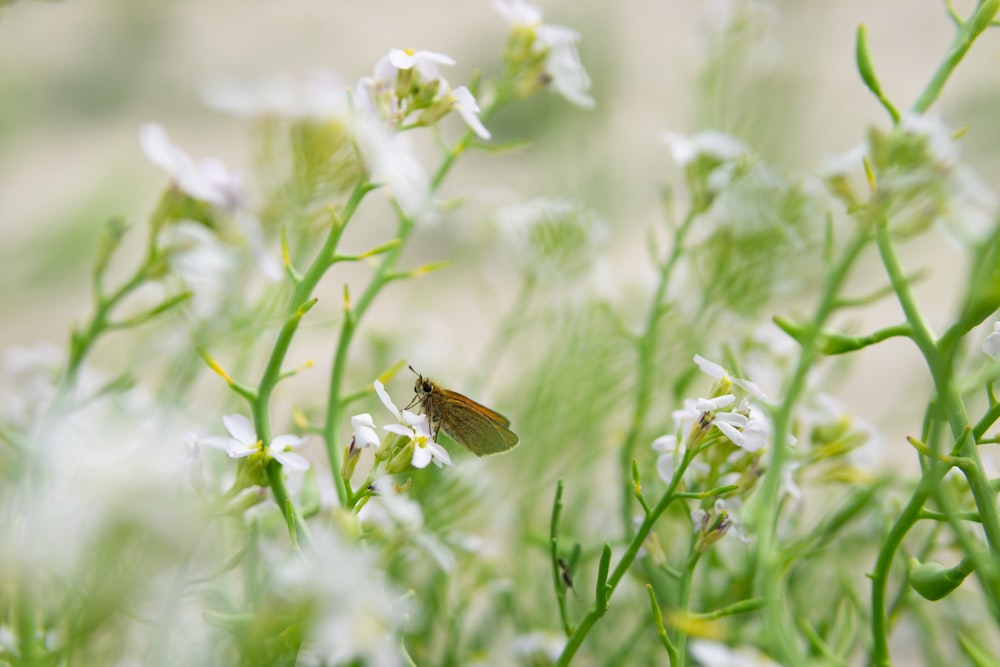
[140,123,242,209]
[985,322,1000,359]
[270,527,408,667]
[690,639,784,667]
[140,123,282,280]
[512,631,567,663]
[201,70,347,119]
[492,0,594,108]
[663,131,749,169]
[495,197,609,286]
[0,342,63,427]
[355,48,490,140]
[353,115,429,217]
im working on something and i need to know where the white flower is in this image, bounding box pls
[653,434,684,483]
[536,25,594,108]
[780,461,802,503]
[351,413,381,450]
[985,322,1000,359]
[663,131,749,169]
[492,0,542,24]
[271,527,407,667]
[492,0,594,108]
[201,70,348,119]
[140,123,242,209]
[159,222,238,318]
[386,413,451,469]
[450,85,491,140]
[900,112,958,168]
[374,380,452,469]
[140,123,282,281]
[690,639,784,667]
[512,631,567,662]
[693,354,769,401]
[387,48,456,79]
[202,414,309,471]
[353,114,429,217]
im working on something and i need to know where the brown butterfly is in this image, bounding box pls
[406,366,519,456]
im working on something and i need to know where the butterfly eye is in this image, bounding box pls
[422,381,433,393]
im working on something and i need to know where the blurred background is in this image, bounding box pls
[0,0,998,457]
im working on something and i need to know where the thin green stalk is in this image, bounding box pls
[556,444,696,665]
[910,0,1000,115]
[619,209,699,536]
[754,229,872,665]
[63,253,153,388]
[549,480,574,637]
[672,542,703,667]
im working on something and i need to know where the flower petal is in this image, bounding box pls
[651,434,677,453]
[272,450,310,471]
[374,380,400,416]
[451,86,491,140]
[222,414,256,445]
[411,445,432,469]
[693,354,726,380]
[384,423,415,438]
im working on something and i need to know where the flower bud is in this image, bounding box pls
[908,557,973,601]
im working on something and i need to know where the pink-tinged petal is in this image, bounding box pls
[222,414,257,445]
[271,434,307,451]
[411,445,432,469]
[374,380,400,416]
[272,450,310,471]
[384,423,414,438]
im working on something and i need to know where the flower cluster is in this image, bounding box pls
[493,0,594,108]
[343,380,451,483]
[652,355,799,549]
[355,48,490,140]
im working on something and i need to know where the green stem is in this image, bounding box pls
[556,445,696,665]
[910,0,1000,114]
[672,543,703,667]
[869,217,1000,664]
[549,480,573,637]
[322,119,491,496]
[619,209,699,536]
[754,229,872,665]
[63,252,154,388]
